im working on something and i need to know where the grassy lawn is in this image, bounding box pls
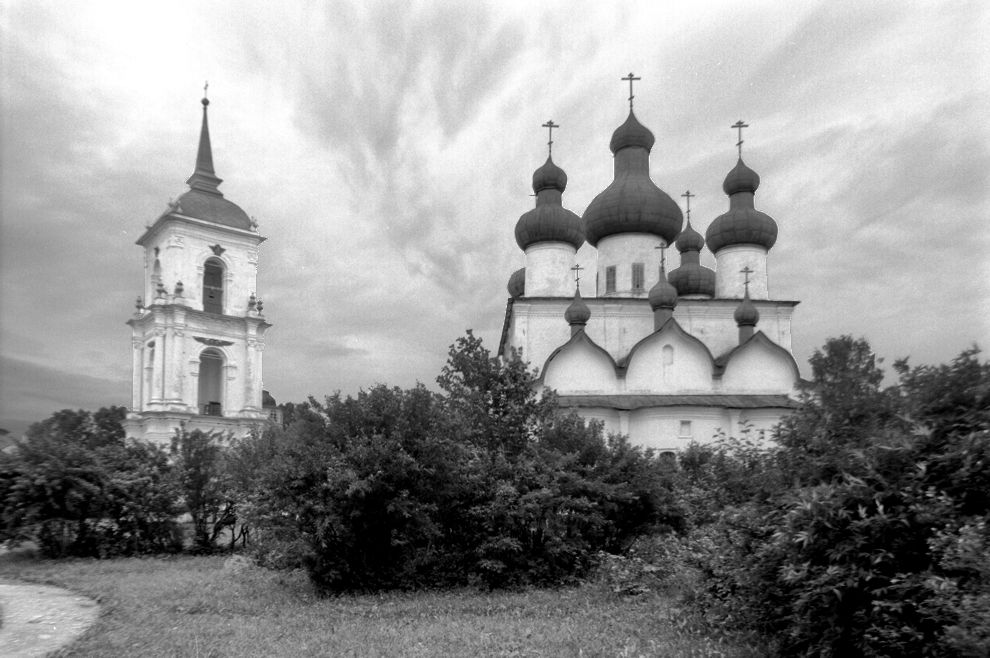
[0,549,759,657]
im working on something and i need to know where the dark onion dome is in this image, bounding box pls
[705,158,777,253]
[564,287,591,326]
[648,271,678,311]
[669,220,716,297]
[507,267,526,298]
[734,289,760,326]
[532,156,568,193]
[722,158,761,195]
[515,156,585,250]
[583,111,682,247]
[609,110,656,153]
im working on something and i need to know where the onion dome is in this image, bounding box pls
[583,111,683,247]
[507,267,526,298]
[706,158,777,253]
[668,220,716,297]
[172,97,253,231]
[648,268,678,311]
[609,111,655,154]
[564,286,591,327]
[515,156,585,251]
[734,288,760,327]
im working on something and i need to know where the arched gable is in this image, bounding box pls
[624,318,715,393]
[541,330,619,395]
[719,331,801,394]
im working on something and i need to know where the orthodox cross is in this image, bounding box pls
[203,80,209,99]
[740,265,754,295]
[655,242,668,274]
[542,119,559,157]
[681,190,695,222]
[571,263,584,290]
[622,72,641,110]
[732,120,749,158]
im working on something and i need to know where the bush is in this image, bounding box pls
[0,407,182,557]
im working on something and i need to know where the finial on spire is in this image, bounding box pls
[570,263,583,291]
[542,119,559,157]
[681,190,695,223]
[740,265,754,295]
[622,72,641,110]
[732,120,749,158]
[202,81,210,107]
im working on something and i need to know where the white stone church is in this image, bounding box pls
[500,87,802,454]
[124,95,274,444]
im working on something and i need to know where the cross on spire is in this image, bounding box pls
[542,119,560,157]
[732,120,749,158]
[740,265,754,295]
[622,72,641,110]
[571,263,584,290]
[681,190,695,222]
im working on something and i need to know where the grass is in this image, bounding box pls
[0,549,761,657]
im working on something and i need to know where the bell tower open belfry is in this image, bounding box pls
[124,90,271,444]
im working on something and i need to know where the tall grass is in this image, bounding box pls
[0,549,761,657]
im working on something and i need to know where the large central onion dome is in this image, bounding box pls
[583,111,682,247]
[668,220,716,297]
[515,157,585,250]
[705,159,777,253]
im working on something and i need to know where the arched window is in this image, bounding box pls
[203,258,224,314]
[198,349,224,416]
[662,344,674,382]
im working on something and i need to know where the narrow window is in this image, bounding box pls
[198,349,223,416]
[679,420,693,439]
[203,258,224,314]
[632,262,645,291]
[605,266,616,293]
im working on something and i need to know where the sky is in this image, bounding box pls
[1,0,988,435]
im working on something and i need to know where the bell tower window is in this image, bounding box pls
[198,349,224,416]
[203,258,225,314]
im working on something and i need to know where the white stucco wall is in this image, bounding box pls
[542,338,619,394]
[596,233,665,297]
[714,244,769,299]
[625,330,713,393]
[721,337,799,394]
[524,242,577,297]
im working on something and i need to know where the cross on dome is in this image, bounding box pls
[542,119,560,157]
[571,263,584,289]
[622,72,641,110]
[681,190,695,221]
[655,242,668,273]
[740,265,754,294]
[732,120,749,157]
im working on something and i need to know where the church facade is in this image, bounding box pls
[123,95,274,445]
[500,86,801,454]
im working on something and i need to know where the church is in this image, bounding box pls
[123,93,275,444]
[499,77,802,454]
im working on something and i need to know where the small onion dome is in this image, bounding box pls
[648,272,678,311]
[564,287,591,326]
[674,220,705,253]
[734,290,760,327]
[722,158,761,195]
[609,110,656,154]
[705,158,777,253]
[515,157,585,251]
[532,156,567,193]
[507,267,526,298]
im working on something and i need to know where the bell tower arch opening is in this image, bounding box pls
[198,348,224,416]
[202,257,225,313]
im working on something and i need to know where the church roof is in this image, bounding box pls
[557,394,798,410]
[706,157,777,253]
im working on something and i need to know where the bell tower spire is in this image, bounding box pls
[186,83,224,195]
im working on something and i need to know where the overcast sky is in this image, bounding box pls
[1,0,988,434]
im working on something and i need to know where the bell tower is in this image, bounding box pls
[124,91,272,444]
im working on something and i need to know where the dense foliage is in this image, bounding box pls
[0,407,181,557]
[241,331,682,592]
[676,339,990,657]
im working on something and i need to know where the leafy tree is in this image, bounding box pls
[171,428,242,553]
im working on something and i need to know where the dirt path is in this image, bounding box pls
[0,581,99,657]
